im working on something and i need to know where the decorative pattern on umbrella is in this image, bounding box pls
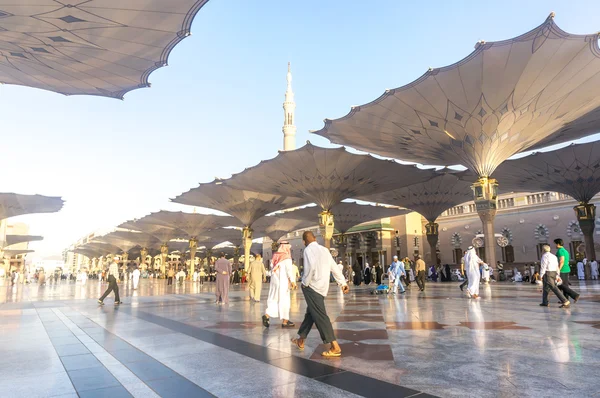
[0,0,209,98]
[312,14,600,177]
[0,193,64,220]
[358,172,473,222]
[224,142,438,211]
[492,141,600,203]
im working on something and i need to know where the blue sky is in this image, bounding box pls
[5,0,600,258]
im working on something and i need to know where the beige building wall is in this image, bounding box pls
[437,192,600,265]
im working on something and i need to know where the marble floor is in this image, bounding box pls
[1,277,599,398]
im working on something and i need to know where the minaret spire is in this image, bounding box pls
[282,62,296,151]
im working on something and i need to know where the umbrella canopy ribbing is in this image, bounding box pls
[492,141,600,203]
[224,142,438,211]
[134,211,242,239]
[172,182,308,227]
[0,0,210,98]
[0,193,63,220]
[312,14,600,177]
[359,172,474,223]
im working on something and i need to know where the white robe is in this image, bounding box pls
[132,269,140,289]
[464,249,482,296]
[577,262,585,279]
[481,265,490,281]
[591,261,599,279]
[266,258,293,320]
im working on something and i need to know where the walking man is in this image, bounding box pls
[292,231,349,357]
[98,256,121,305]
[215,253,232,305]
[554,239,580,303]
[132,266,140,290]
[389,255,405,294]
[247,252,266,302]
[539,245,570,308]
[415,255,426,291]
[459,251,468,291]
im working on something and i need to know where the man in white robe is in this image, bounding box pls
[464,246,484,298]
[591,260,599,280]
[132,266,141,290]
[577,261,585,280]
[262,242,296,328]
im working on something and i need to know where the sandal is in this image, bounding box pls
[321,350,342,358]
[291,338,304,351]
[281,322,295,328]
[262,315,270,328]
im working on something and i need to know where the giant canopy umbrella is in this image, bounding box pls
[492,140,600,275]
[3,234,43,248]
[128,211,241,274]
[172,182,307,271]
[94,231,142,267]
[80,241,120,258]
[0,193,64,220]
[105,230,160,268]
[72,247,103,263]
[251,213,317,243]
[224,142,438,248]
[0,0,210,98]
[119,219,183,275]
[276,202,409,263]
[0,193,63,248]
[312,14,600,267]
[194,228,246,265]
[359,172,474,263]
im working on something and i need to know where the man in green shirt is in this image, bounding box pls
[554,238,580,303]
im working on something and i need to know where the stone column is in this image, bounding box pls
[160,244,169,277]
[318,210,335,249]
[243,227,253,272]
[575,202,596,279]
[188,238,198,275]
[425,221,439,265]
[471,177,498,266]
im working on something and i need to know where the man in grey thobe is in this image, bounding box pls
[215,253,232,305]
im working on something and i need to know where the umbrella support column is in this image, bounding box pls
[189,239,198,276]
[243,227,253,272]
[140,248,148,271]
[425,222,439,265]
[160,244,169,277]
[319,210,335,249]
[575,202,596,279]
[472,177,498,267]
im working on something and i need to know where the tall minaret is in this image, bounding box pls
[282,62,296,151]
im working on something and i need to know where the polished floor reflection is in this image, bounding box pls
[1,277,599,397]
